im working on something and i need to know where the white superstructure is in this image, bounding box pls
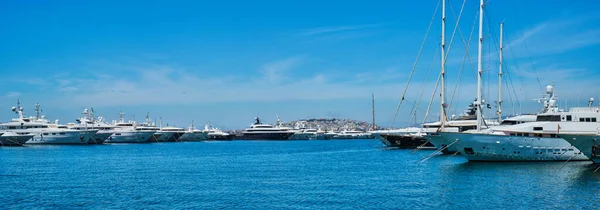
[67,108,117,144]
[104,112,155,143]
[439,86,596,161]
[178,121,210,141]
[1,101,97,144]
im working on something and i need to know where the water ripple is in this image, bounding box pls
[1,140,599,209]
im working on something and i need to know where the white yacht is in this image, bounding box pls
[67,108,117,144]
[157,124,186,142]
[178,121,209,141]
[559,133,600,164]
[290,128,320,140]
[205,124,230,141]
[0,131,35,146]
[231,117,296,140]
[425,116,530,154]
[422,101,534,154]
[436,2,590,162]
[438,86,595,161]
[133,113,162,142]
[1,101,97,144]
[104,112,155,143]
[332,129,371,139]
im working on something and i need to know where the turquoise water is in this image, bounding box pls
[1,140,599,209]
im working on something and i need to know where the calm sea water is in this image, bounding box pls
[1,140,599,209]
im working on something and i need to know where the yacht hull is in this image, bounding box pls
[231,132,294,140]
[88,132,113,144]
[439,132,590,161]
[157,132,174,142]
[424,133,458,154]
[146,133,163,142]
[0,135,34,146]
[559,134,600,164]
[179,132,209,141]
[289,133,314,140]
[26,131,97,144]
[330,134,373,140]
[207,134,232,141]
[164,132,185,142]
[105,131,155,143]
[375,133,433,149]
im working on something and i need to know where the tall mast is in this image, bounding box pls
[372,93,376,131]
[476,0,484,131]
[497,22,503,123]
[440,0,447,124]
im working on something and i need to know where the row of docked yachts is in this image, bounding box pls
[232,117,373,140]
[374,85,600,165]
[0,101,230,146]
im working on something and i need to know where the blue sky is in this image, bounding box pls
[1,0,599,129]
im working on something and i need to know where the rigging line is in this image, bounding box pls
[502,46,525,113]
[449,2,478,91]
[443,0,467,62]
[409,42,441,127]
[484,18,521,116]
[503,32,529,104]
[483,9,508,117]
[484,7,528,111]
[504,73,517,116]
[497,10,543,94]
[449,6,478,114]
[413,72,442,154]
[387,0,441,131]
[420,70,442,130]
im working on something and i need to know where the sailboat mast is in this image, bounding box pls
[372,93,376,131]
[440,0,447,124]
[476,0,484,131]
[497,22,503,123]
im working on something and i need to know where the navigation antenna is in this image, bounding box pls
[35,103,42,120]
[119,111,125,123]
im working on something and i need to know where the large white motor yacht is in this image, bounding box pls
[67,108,117,144]
[439,87,595,161]
[104,112,155,143]
[1,101,97,144]
[133,113,162,142]
[178,121,209,141]
[157,124,185,142]
[0,131,35,146]
[204,123,230,141]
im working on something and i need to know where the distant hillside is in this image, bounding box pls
[282,118,378,132]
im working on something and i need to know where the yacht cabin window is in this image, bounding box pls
[500,120,517,125]
[566,115,572,121]
[536,115,561,122]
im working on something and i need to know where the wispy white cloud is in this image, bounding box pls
[354,66,406,83]
[504,15,600,56]
[17,57,407,108]
[299,23,385,36]
[3,92,21,98]
[259,56,303,84]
